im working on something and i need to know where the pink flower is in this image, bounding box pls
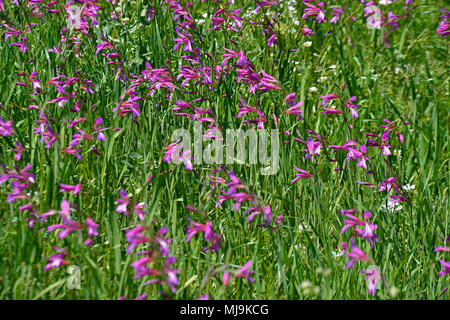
[302,1,327,23]
[360,268,381,295]
[344,240,370,269]
[116,189,130,214]
[234,260,254,283]
[292,167,314,183]
[44,247,69,271]
[0,117,14,136]
[59,183,82,195]
[186,220,221,252]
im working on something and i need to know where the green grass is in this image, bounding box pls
[0,0,448,300]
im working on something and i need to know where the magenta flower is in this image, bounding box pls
[345,96,360,118]
[0,117,14,136]
[116,189,130,214]
[44,247,69,271]
[302,27,315,36]
[344,240,370,269]
[84,218,99,246]
[330,7,343,24]
[259,69,281,91]
[360,268,381,295]
[234,260,254,284]
[341,209,378,247]
[96,33,114,55]
[305,136,322,160]
[321,107,343,115]
[320,93,339,106]
[134,202,147,221]
[125,225,151,254]
[47,218,83,240]
[245,205,273,224]
[12,142,25,161]
[186,220,221,252]
[292,167,314,183]
[86,218,99,237]
[285,101,304,119]
[11,37,29,52]
[222,48,240,66]
[237,97,258,118]
[163,140,193,170]
[94,117,107,141]
[437,260,450,277]
[302,1,327,23]
[173,26,194,52]
[379,177,397,192]
[438,9,450,36]
[59,183,81,195]
[222,272,230,286]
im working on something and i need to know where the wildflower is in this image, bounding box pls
[345,96,360,118]
[304,136,322,160]
[303,41,312,47]
[222,272,230,286]
[125,225,151,254]
[85,218,99,246]
[245,205,273,224]
[402,184,415,191]
[438,9,450,36]
[330,7,343,24]
[96,33,114,56]
[360,267,381,295]
[259,69,281,91]
[44,247,69,271]
[0,117,14,136]
[380,201,401,214]
[234,260,254,284]
[302,1,326,23]
[173,26,194,52]
[344,240,370,269]
[302,27,315,36]
[340,209,378,247]
[320,94,339,106]
[186,220,221,252]
[321,107,343,114]
[437,260,450,277]
[116,189,130,214]
[47,218,83,240]
[163,140,193,170]
[285,101,304,118]
[94,117,107,141]
[59,183,82,195]
[12,142,25,161]
[292,167,314,183]
[134,202,147,221]
[379,177,397,192]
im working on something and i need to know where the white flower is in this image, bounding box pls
[402,184,415,191]
[380,201,403,213]
[329,65,337,69]
[309,86,318,92]
[303,41,312,47]
[379,0,392,5]
[332,249,343,257]
[317,76,328,82]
